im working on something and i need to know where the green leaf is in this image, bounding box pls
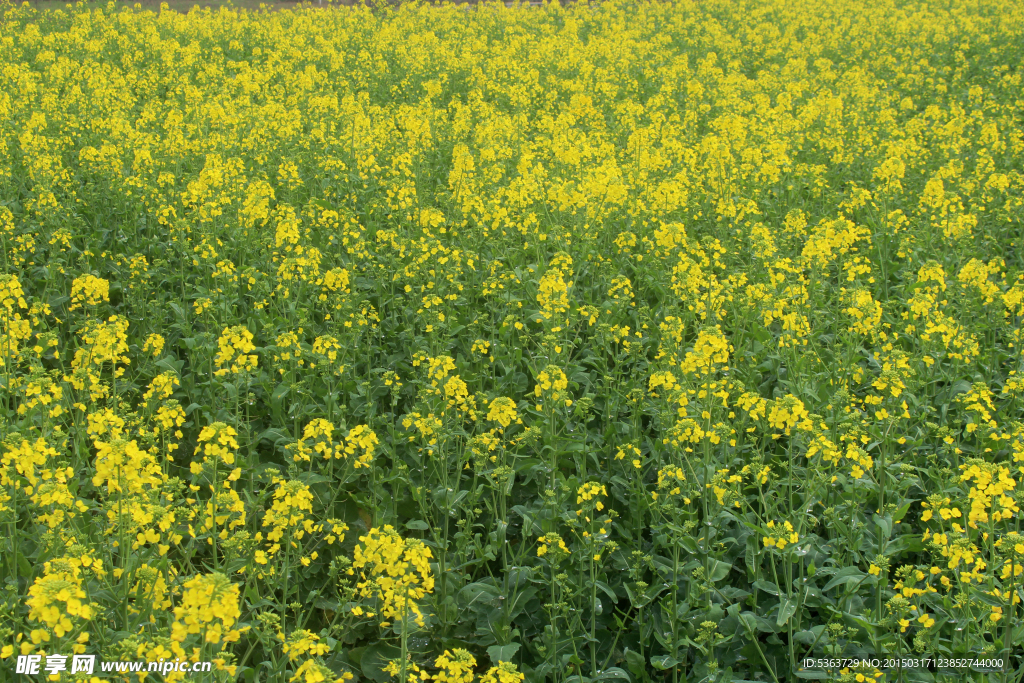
[794,625,826,646]
[221,380,239,400]
[405,519,430,531]
[738,611,758,634]
[486,643,521,665]
[507,586,537,620]
[360,642,401,682]
[271,383,289,423]
[892,501,913,522]
[777,596,798,627]
[624,583,642,608]
[624,649,645,680]
[314,596,340,611]
[709,559,732,582]
[649,655,678,671]
[872,513,892,540]
[459,581,501,611]
[971,590,1006,607]
[296,472,330,485]
[679,535,699,553]
[753,579,781,596]
[596,581,617,603]
[18,553,32,577]
[822,566,867,592]
[745,534,760,578]
[257,428,290,446]
[156,357,185,375]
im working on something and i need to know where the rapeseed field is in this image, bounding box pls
[1,0,1023,681]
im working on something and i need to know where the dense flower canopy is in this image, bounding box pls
[1,0,1023,680]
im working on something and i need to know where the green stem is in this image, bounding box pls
[400,583,410,683]
[671,540,680,683]
[213,460,219,571]
[590,541,597,676]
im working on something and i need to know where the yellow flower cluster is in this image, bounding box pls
[289,419,375,467]
[843,288,883,337]
[2,437,56,493]
[576,482,607,509]
[480,662,526,683]
[0,274,28,314]
[171,572,245,649]
[68,275,110,311]
[351,525,435,628]
[213,326,258,377]
[194,422,240,466]
[678,327,731,377]
[261,479,316,557]
[763,521,799,550]
[344,424,379,469]
[92,434,161,496]
[282,629,330,662]
[615,443,643,470]
[143,371,178,403]
[432,649,477,683]
[402,412,443,450]
[274,330,303,370]
[68,316,130,399]
[486,397,520,429]
[16,373,64,418]
[470,339,491,357]
[653,466,689,502]
[960,460,1018,527]
[534,366,569,406]
[26,561,94,641]
[767,395,812,435]
[291,660,354,683]
[537,265,572,319]
[536,533,569,559]
[312,335,341,366]
[142,331,163,358]
[648,370,679,397]
[708,468,744,508]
